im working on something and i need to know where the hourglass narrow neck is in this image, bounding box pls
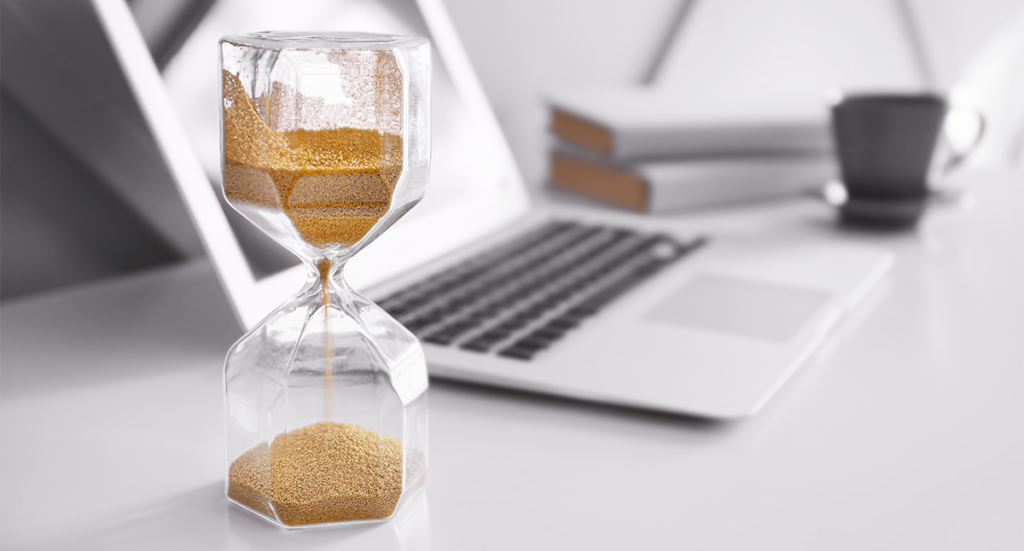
[306,256,353,296]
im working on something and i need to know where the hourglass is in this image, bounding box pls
[219,32,430,528]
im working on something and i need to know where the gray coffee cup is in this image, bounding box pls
[830,93,984,227]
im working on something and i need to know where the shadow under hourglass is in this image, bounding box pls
[32,483,431,550]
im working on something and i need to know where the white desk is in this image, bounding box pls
[2,169,1022,550]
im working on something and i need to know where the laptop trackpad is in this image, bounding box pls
[645,274,831,342]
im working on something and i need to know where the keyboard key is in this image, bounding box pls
[478,330,510,341]
[404,316,439,333]
[424,332,456,345]
[511,310,542,323]
[511,337,550,351]
[528,328,564,341]
[564,305,597,318]
[421,319,477,343]
[546,317,579,330]
[460,338,497,352]
[496,320,527,331]
[498,347,535,360]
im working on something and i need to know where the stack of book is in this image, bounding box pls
[546,88,837,213]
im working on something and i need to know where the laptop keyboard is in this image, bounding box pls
[378,222,705,360]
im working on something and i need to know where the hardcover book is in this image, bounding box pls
[548,88,832,161]
[549,143,835,213]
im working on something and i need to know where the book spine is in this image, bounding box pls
[549,152,836,213]
[549,153,648,210]
[551,107,831,160]
[550,109,614,155]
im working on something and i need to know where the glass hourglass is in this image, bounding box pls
[219,32,430,528]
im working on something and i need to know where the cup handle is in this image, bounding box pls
[942,108,986,175]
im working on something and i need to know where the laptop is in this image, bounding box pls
[96,0,892,419]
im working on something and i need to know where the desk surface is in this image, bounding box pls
[2,169,1022,550]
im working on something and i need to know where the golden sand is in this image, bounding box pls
[228,422,403,526]
[222,70,402,248]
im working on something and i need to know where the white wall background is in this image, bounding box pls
[443,0,1024,180]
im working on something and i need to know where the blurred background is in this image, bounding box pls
[2,0,1022,301]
